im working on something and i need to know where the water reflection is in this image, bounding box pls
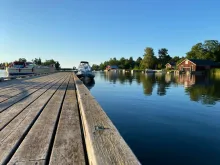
[100,71,220,105]
[83,79,95,90]
[185,77,220,105]
[139,74,155,95]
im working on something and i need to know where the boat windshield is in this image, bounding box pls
[26,62,34,66]
[13,62,25,68]
[78,62,92,72]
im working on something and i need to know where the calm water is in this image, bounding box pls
[86,71,220,165]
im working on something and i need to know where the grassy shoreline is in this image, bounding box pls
[210,69,220,79]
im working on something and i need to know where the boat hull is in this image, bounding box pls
[6,67,55,76]
[76,72,95,79]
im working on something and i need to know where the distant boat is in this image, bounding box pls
[6,61,55,76]
[76,61,95,79]
[145,69,156,73]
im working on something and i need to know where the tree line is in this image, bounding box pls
[32,58,61,69]
[92,40,220,70]
[0,58,61,70]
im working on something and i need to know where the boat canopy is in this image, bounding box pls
[13,61,25,65]
[80,61,89,64]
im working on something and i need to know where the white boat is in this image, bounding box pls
[76,61,95,79]
[145,69,156,74]
[6,61,55,76]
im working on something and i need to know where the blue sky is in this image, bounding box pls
[1,0,220,67]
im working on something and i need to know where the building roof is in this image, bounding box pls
[166,62,175,66]
[177,59,220,66]
[189,59,219,66]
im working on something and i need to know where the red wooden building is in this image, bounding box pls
[177,59,220,72]
[106,65,119,71]
[165,63,175,69]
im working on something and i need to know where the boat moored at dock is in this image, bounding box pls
[76,61,95,79]
[6,61,55,76]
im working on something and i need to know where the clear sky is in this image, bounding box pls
[1,0,220,67]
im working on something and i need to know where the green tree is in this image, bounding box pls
[203,40,220,61]
[140,47,156,69]
[33,58,42,65]
[0,63,5,69]
[18,58,27,62]
[55,61,60,70]
[128,57,135,69]
[186,40,220,62]
[43,59,56,66]
[169,56,180,63]
[42,59,60,70]
[135,57,142,68]
[186,43,204,59]
[158,48,171,67]
[119,57,126,69]
[124,59,130,69]
[99,63,105,70]
[92,64,99,70]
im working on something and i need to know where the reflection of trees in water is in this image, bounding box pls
[102,72,175,96]
[139,74,156,95]
[185,77,220,105]
[102,71,119,84]
[100,71,220,105]
[103,71,133,85]
[139,73,173,96]
[156,74,172,96]
[134,73,141,85]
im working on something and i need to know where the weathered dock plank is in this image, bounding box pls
[0,74,68,132]
[0,73,67,111]
[0,74,56,96]
[0,72,140,164]
[7,76,70,164]
[73,73,140,165]
[0,74,68,165]
[0,73,51,90]
[49,75,86,165]
[0,73,60,102]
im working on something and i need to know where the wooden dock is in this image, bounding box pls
[0,72,140,165]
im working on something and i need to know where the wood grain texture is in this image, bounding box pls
[0,74,67,134]
[0,73,66,112]
[0,74,68,165]
[0,73,53,90]
[7,160,44,165]
[0,74,55,96]
[0,73,60,103]
[8,76,70,165]
[0,74,54,94]
[73,73,140,165]
[49,75,86,165]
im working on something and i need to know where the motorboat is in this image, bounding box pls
[6,61,55,76]
[76,61,95,79]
